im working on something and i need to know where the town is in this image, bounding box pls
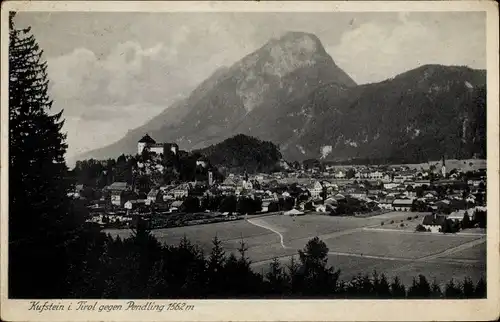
[69,134,487,235]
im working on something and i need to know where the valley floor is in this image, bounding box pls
[104,211,486,287]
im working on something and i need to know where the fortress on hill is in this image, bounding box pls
[137,134,179,156]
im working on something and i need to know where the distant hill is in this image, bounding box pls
[286,64,486,162]
[77,31,486,164]
[194,134,282,174]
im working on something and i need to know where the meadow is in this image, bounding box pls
[104,212,486,285]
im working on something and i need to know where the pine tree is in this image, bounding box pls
[474,277,486,298]
[444,279,462,298]
[376,273,391,298]
[207,235,226,294]
[266,257,286,295]
[9,12,83,298]
[462,277,475,298]
[430,279,443,298]
[390,276,407,298]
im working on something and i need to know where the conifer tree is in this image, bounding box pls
[390,276,407,298]
[474,277,486,298]
[266,257,286,295]
[430,279,443,298]
[9,12,81,298]
[207,235,226,294]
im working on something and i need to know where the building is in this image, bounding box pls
[261,201,271,213]
[378,197,395,210]
[392,198,414,211]
[137,134,179,156]
[441,156,447,178]
[196,157,209,168]
[172,183,190,199]
[124,199,147,211]
[147,188,163,205]
[447,209,470,223]
[422,213,447,233]
[108,182,130,207]
[307,181,323,199]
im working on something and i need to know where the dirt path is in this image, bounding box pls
[246,218,288,249]
[390,237,486,274]
[248,216,486,269]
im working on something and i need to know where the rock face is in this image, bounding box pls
[79,32,486,163]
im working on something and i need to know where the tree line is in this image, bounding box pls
[63,223,486,299]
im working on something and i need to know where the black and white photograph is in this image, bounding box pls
[1,1,499,321]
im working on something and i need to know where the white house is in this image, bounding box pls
[124,199,146,210]
[172,183,189,199]
[307,181,323,199]
[369,171,384,180]
[422,214,447,233]
[334,171,346,179]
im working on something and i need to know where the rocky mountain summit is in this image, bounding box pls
[79,32,486,163]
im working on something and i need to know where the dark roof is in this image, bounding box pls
[108,182,128,191]
[138,134,156,144]
[422,214,447,226]
[392,199,414,205]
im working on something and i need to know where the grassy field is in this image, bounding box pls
[320,230,482,259]
[104,211,486,286]
[442,242,486,261]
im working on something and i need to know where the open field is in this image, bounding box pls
[104,211,486,285]
[442,242,486,261]
[320,230,483,259]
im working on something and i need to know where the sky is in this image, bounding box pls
[14,11,486,159]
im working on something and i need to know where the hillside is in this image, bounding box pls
[286,65,486,162]
[194,134,282,174]
[78,31,356,160]
[77,32,486,164]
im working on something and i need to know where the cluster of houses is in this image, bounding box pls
[72,136,486,230]
[74,160,486,229]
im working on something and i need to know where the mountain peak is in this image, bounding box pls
[264,31,326,55]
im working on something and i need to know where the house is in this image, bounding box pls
[315,204,328,213]
[124,199,147,211]
[169,200,184,212]
[369,171,384,180]
[422,213,447,233]
[447,209,470,223]
[392,199,414,211]
[384,182,399,190]
[334,170,346,179]
[108,182,130,207]
[412,180,431,188]
[242,179,253,190]
[350,190,368,200]
[307,181,323,199]
[378,197,395,210]
[424,191,438,200]
[172,183,189,199]
[147,188,163,205]
[261,201,271,212]
[434,200,452,213]
[465,194,476,204]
